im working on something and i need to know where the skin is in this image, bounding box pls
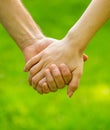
[0,0,45,60]
[0,0,88,94]
[24,0,110,97]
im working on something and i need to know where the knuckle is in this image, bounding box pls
[60,64,69,72]
[59,63,67,69]
[52,69,60,77]
[63,71,71,78]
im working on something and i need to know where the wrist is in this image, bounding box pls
[22,36,55,62]
[19,33,45,51]
[21,35,44,62]
[64,29,88,55]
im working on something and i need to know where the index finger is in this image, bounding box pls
[24,53,42,72]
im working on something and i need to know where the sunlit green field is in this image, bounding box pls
[0,0,110,130]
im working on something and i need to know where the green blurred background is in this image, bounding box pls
[0,0,110,130]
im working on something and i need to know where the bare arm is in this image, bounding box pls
[0,0,43,50]
[24,0,110,97]
[0,0,57,62]
[0,0,73,94]
[66,0,110,53]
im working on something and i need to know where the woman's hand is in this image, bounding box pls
[24,38,88,97]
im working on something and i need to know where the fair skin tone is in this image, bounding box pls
[24,0,110,97]
[0,0,87,93]
[0,0,51,61]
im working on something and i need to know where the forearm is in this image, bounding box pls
[0,0,43,50]
[65,0,110,53]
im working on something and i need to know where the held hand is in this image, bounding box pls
[22,36,57,62]
[23,36,73,94]
[44,54,88,96]
[24,38,88,97]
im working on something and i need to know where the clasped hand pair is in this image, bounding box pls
[23,35,88,97]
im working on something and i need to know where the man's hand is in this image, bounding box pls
[22,37,56,62]
[23,37,74,94]
[24,38,88,97]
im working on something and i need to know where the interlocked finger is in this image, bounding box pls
[59,63,72,84]
[45,69,58,92]
[50,64,65,89]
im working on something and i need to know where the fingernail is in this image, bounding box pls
[24,67,27,72]
[68,91,73,98]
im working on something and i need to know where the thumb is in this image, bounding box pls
[67,72,81,98]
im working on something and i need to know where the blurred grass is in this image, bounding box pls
[0,0,110,130]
